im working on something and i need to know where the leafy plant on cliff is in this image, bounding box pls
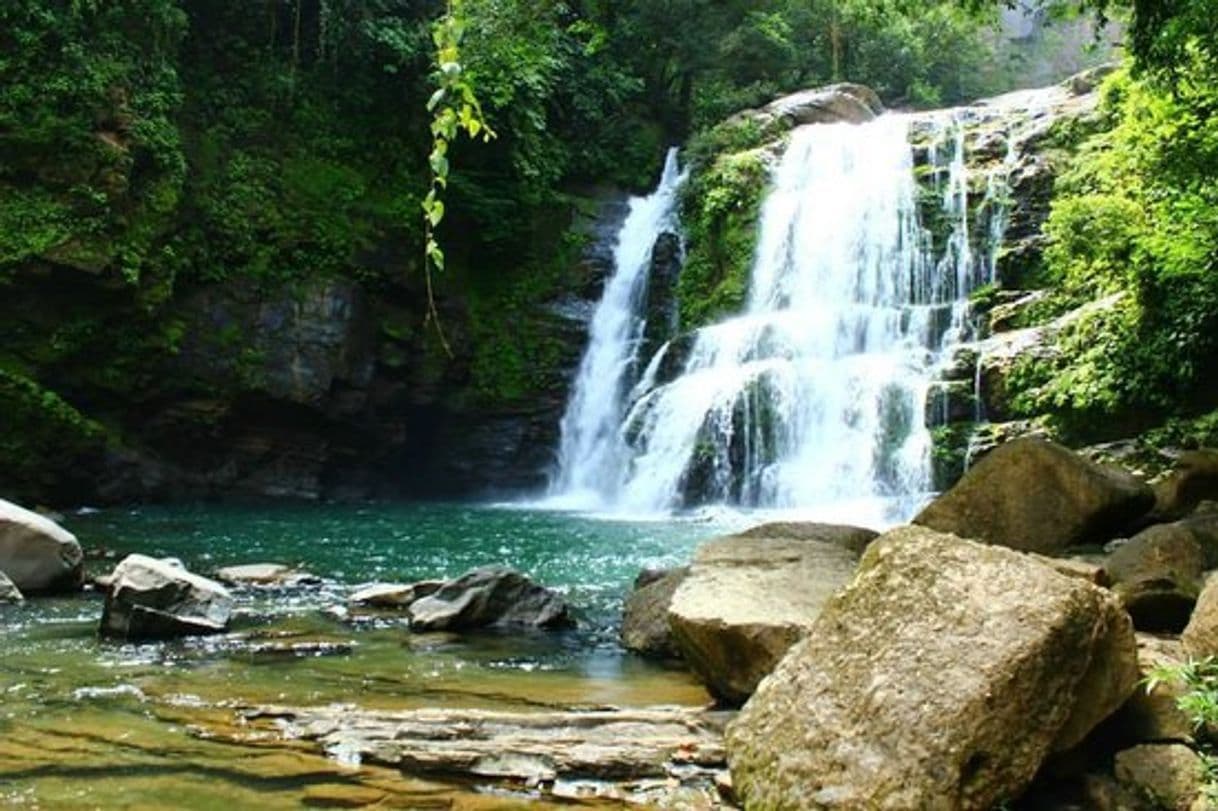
[677,148,771,329]
[1001,58,1218,437]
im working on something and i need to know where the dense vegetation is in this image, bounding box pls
[998,0,1218,445]
[0,0,1211,501]
[0,0,1065,501]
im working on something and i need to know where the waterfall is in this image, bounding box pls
[549,102,1023,524]
[619,117,943,523]
[548,149,686,509]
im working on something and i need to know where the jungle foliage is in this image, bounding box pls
[1004,11,1218,438]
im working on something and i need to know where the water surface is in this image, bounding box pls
[0,503,731,808]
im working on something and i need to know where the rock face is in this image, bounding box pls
[915,437,1154,554]
[668,524,875,704]
[1107,523,1206,632]
[726,526,1138,810]
[0,570,24,603]
[100,554,234,640]
[621,567,687,659]
[408,566,575,632]
[0,499,84,594]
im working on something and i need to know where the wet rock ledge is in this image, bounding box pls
[223,704,736,807]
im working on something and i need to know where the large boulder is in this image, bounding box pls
[408,566,575,632]
[0,499,84,594]
[726,526,1138,810]
[100,554,234,640]
[668,524,876,704]
[760,83,883,127]
[1182,573,1218,660]
[1107,523,1206,632]
[1154,450,1218,521]
[621,567,688,659]
[915,437,1154,554]
[1109,634,1194,745]
[1115,744,1208,811]
[0,570,23,604]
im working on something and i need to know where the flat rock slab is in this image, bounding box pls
[669,524,874,704]
[348,581,443,609]
[235,704,735,806]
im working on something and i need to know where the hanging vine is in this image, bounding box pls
[422,0,496,353]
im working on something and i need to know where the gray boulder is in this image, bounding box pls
[408,566,575,632]
[668,524,875,704]
[621,567,688,659]
[0,570,23,604]
[726,526,1137,810]
[915,437,1154,554]
[100,554,234,640]
[0,498,83,593]
[759,83,883,127]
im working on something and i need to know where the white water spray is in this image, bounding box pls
[548,149,686,509]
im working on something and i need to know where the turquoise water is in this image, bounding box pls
[0,503,735,809]
[66,501,731,623]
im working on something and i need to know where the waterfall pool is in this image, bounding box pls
[0,503,741,808]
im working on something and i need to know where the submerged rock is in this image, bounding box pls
[348,580,443,609]
[0,498,84,594]
[621,567,687,659]
[0,570,24,604]
[100,554,234,640]
[726,525,1137,810]
[215,563,320,588]
[915,437,1154,554]
[669,524,874,704]
[407,566,575,631]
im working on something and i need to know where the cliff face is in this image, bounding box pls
[0,190,630,505]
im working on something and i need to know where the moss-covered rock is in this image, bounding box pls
[676,147,773,330]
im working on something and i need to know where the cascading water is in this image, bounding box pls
[619,117,944,523]
[548,149,686,509]
[549,95,1033,523]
